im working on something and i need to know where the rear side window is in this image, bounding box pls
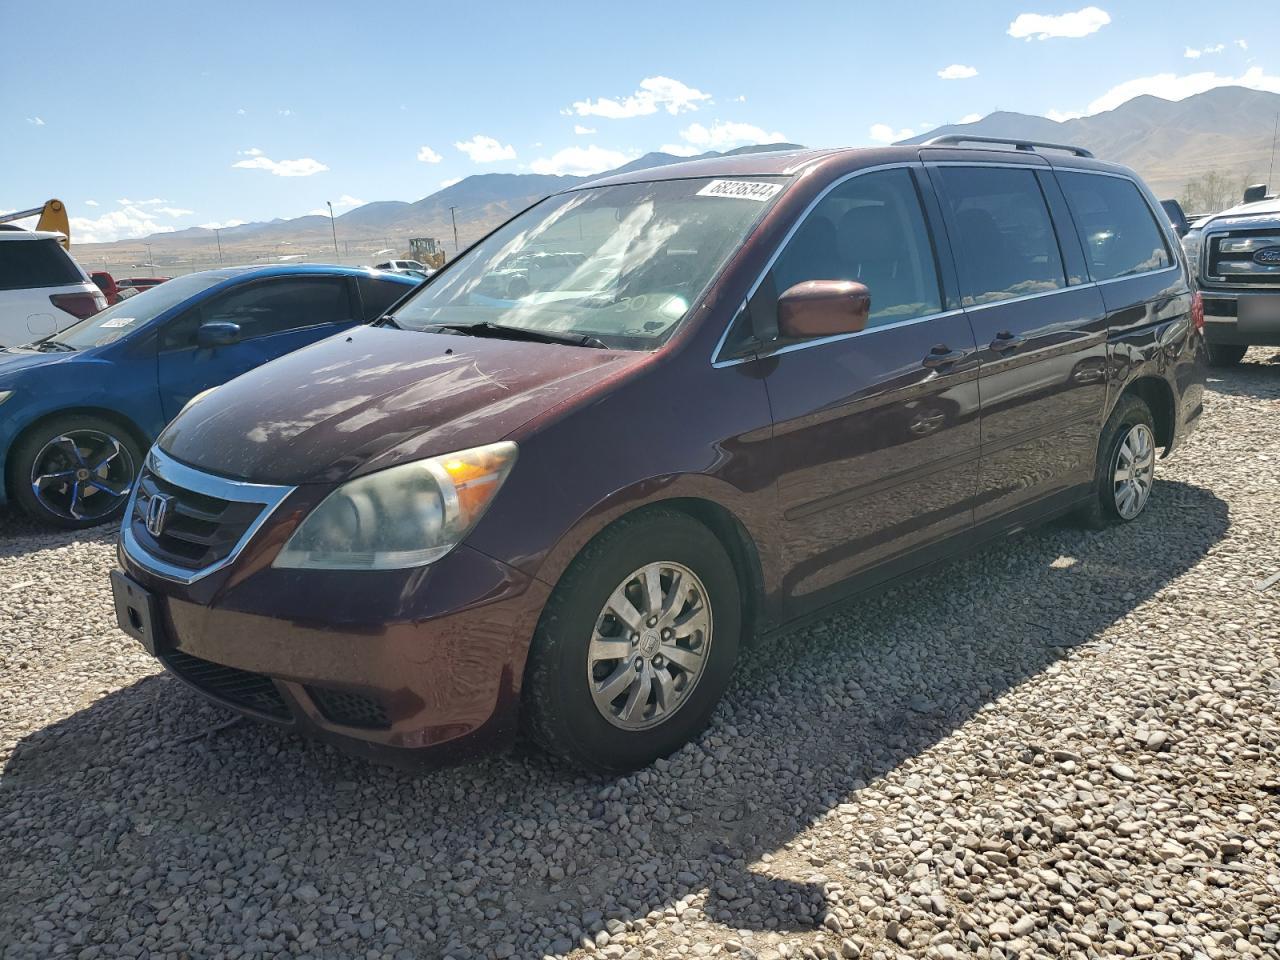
[1057,172,1171,281]
[0,239,83,290]
[937,167,1066,306]
[358,277,411,320]
[202,277,354,340]
[770,168,942,328]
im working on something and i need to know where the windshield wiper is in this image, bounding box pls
[432,321,609,349]
[33,340,76,353]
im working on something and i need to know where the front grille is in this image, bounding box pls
[1206,230,1280,286]
[129,466,265,571]
[307,686,391,729]
[164,650,290,719]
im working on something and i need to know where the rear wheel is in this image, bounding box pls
[1075,394,1156,529]
[1205,343,1247,367]
[8,415,142,529]
[523,508,741,772]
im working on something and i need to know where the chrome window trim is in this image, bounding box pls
[120,447,296,585]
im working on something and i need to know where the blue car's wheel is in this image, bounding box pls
[9,415,142,529]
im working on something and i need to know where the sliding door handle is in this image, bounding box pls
[989,331,1025,353]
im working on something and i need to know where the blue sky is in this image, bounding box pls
[3,1,1276,242]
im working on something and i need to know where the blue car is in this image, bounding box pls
[0,264,417,528]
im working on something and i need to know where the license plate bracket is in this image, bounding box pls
[110,570,169,656]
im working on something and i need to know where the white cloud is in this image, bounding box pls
[305,195,365,217]
[199,219,247,230]
[84,199,99,207]
[154,206,194,217]
[232,154,328,177]
[1184,43,1225,59]
[679,120,787,150]
[69,206,180,244]
[117,197,168,206]
[454,134,516,163]
[658,143,703,157]
[732,95,747,103]
[958,113,984,124]
[416,145,443,163]
[439,177,462,189]
[278,108,293,117]
[1236,39,1248,51]
[869,123,915,144]
[1008,6,1110,40]
[570,76,711,119]
[938,64,979,80]
[236,108,246,115]
[1085,66,1280,114]
[1046,108,1083,121]
[238,147,263,157]
[26,116,45,126]
[530,144,634,176]
[573,124,596,135]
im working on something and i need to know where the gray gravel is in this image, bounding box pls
[2,351,1279,960]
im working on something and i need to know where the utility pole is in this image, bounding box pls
[1269,112,1279,189]
[449,205,459,254]
[143,243,154,271]
[327,201,339,258]
[214,227,223,265]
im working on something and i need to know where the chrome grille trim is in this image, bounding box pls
[120,447,296,585]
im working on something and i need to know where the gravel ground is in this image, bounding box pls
[1,352,1278,960]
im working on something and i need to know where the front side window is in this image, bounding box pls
[50,273,224,349]
[202,277,353,340]
[1057,172,1171,281]
[391,177,786,350]
[769,168,942,329]
[937,166,1066,306]
[358,276,412,320]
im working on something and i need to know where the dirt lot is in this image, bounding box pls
[1,353,1277,960]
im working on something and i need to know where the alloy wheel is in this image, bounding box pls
[29,430,136,522]
[587,561,713,731]
[1112,423,1155,520]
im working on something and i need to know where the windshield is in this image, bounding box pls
[48,274,224,349]
[391,176,786,349]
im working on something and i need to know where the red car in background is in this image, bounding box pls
[90,271,120,305]
[88,273,169,305]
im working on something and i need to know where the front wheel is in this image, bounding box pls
[523,508,741,772]
[1075,394,1156,530]
[8,415,142,529]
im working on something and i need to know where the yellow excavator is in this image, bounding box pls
[0,199,70,249]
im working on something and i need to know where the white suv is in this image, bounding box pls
[0,229,107,346]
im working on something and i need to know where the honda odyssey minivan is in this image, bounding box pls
[113,139,1206,771]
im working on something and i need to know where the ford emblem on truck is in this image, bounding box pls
[1255,247,1280,265]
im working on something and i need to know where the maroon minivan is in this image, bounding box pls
[112,138,1206,771]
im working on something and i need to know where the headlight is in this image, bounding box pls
[1181,231,1202,270]
[272,441,517,570]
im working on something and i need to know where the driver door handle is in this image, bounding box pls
[922,344,964,369]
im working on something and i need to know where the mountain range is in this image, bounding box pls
[80,85,1280,264]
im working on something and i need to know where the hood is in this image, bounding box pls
[1199,198,1280,230]
[0,347,78,379]
[158,325,643,485]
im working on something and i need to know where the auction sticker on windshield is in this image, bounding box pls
[696,180,784,202]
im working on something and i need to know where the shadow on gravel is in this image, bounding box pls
[0,506,115,559]
[0,481,1229,957]
[1204,349,1280,400]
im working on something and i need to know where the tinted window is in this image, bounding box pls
[938,167,1065,306]
[0,239,83,290]
[205,277,353,339]
[358,277,411,320]
[54,273,224,349]
[1058,172,1171,281]
[771,168,941,328]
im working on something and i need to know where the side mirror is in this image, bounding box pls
[777,280,870,339]
[197,320,242,348]
[1243,183,1268,204]
[1160,199,1189,238]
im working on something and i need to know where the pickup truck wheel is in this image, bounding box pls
[8,415,142,529]
[523,508,741,772]
[1205,343,1247,367]
[1075,394,1156,530]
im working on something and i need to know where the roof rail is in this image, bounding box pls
[920,135,1094,159]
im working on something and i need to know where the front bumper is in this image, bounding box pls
[117,541,551,766]
[1201,289,1280,346]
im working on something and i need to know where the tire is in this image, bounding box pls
[523,508,742,772]
[8,414,143,529]
[1205,343,1247,367]
[1075,394,1157,530]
